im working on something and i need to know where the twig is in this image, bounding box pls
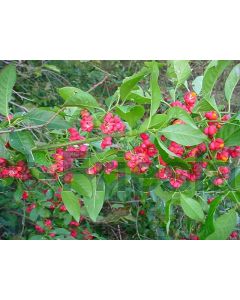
[9,101,29,112]
[117,224,122,240]
[0,108,65,135]
[87,75,109,93]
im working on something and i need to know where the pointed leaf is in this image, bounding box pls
[160,124,207,146]
[59,87,100,109]
[180,195,204,221]
[61,191,81,222]
[0,64,17,116]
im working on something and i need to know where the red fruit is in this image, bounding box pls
[140,133,149,140]
[168,141,184,157]
[230,231,238,239]
[69,221,80,227]
[207,197,214,204]
[218,166,230,175]
[209,138,224,151]
[100,112,125,134]
[49,233,56,238]
[139,210,145,216]
[80,110,94,132]
[189,234,199,240]
[213,177,224,186]
[44,219,52,228]
[101,136,112,149]
[26,203,36,213]
[184,91,197,106]
[70,229,78,238]
[160,135,166,141]
[216,150,229,162]
[171,101,189,113]
[35,225,45,234]
[6,114,13,121]
[22,191,29,200]
[204,125,217,136]
[86,162,102,175]
[82,229,94,240]
[104,160,118,174]
[221,114,230,122]
[60,205,67,212]
[205,111,218,120]
[169,178,184,188]
[63,172,73,184]
[158,155,167,166]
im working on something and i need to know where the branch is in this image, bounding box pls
[87,75,108,93]
[33,130,140,151]
[0,108,65,135]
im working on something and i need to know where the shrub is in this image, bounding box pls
[0,60,239,240]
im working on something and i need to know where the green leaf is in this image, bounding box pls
[140,114,167,132]
[83,177,105,222]
[25,108,70,129]
[43,64,61,73]
[0,139,9,159]
[120,67,149,100]
[0,64,17,116]
[193,97,219,114]
[126,87,151,104]
[160,124,207,146]
[199,195,224,239]
[225,63,240,103]
[150,62,162,116]
[61,191,81,222]
[32,151,51,167]
[192,75,203,95]
[217,120,240,146]
[229,167,240,189]
[202,60,231,98]
[71,174,93,198]
[9,131,35,161]
[206,209,237,240]
[58,87,100,109]
[154,138,190,169]
[173,60,191,86]
[166,106,197,128]
[115,105,144,128]
[180,195,204,221]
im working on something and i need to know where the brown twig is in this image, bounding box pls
[87,75,108,93]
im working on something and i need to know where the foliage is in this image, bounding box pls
[0,60,239,240]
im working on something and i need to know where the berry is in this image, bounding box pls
[44,219,52,228]
[216,150,229,162]
[70,229,78,238]
[104,160,118,174]
[213,177,224,186]
[205,111,218,120]
[230,231,238,239]
[204,125,217,136]
[80,110,94,132]
[209,138,224,151]
[139,210,145,216]
[60,205,67,212]
[63,172,73,184]
[101,136,112,149]
[22,191,29,200]
[207,197,214,204]
[35,225,45,233]
[189,234,199,240]
[184,91,197,106]
[100,112,125,134]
